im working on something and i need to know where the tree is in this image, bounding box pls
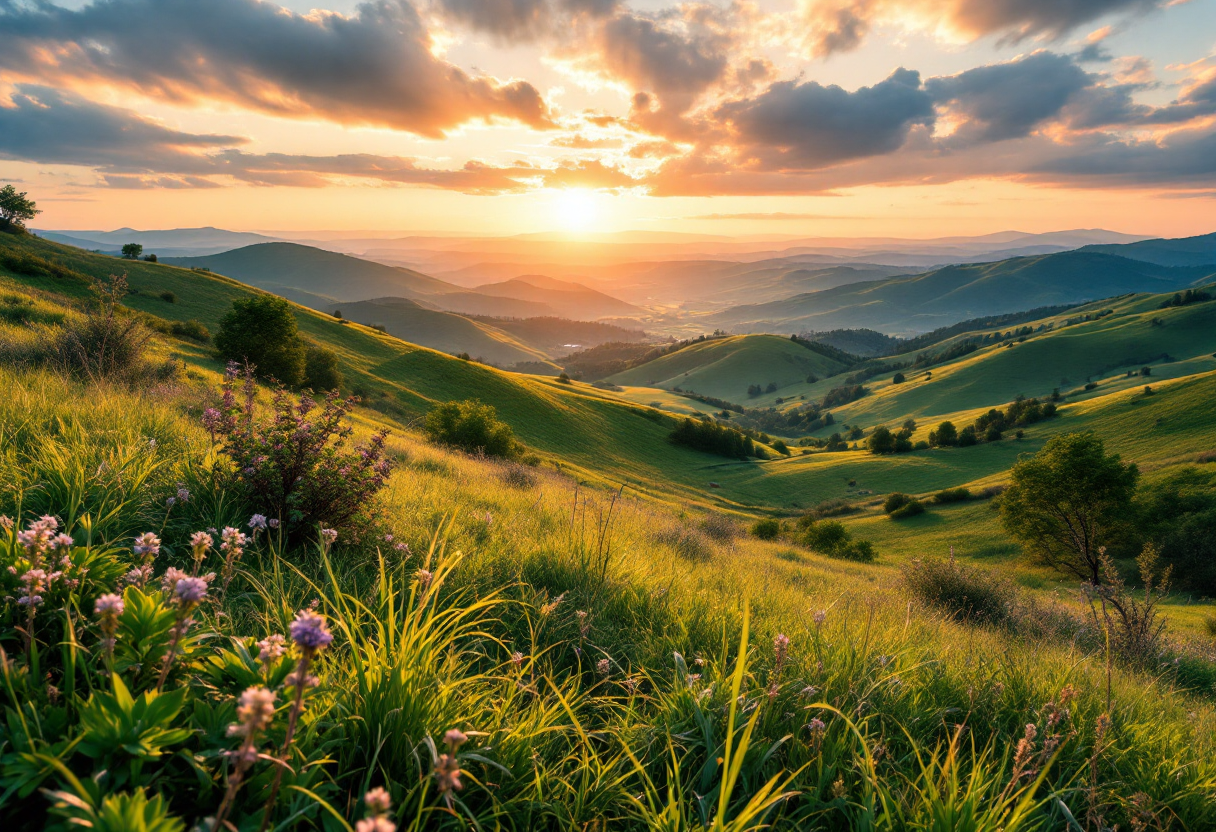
[214,295,306,386]
[930,420,958,447]
[868,426,895,454]
[999,432,1140,584]
[424,399,519,459]
[303,344,343,391]
[121,243,143,259]
[892,372,905,384]
[0,185,40,229]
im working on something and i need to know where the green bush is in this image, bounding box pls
[801,519,877,562]
[159,290,176,303]
[424,399,520,459]
[885,492,925,518]
[168,319,210,343]
[933,487,971,504]
[303,344,343,391]
[214,295,305,386]
[750,518,781,540]
[903,557,1017,627]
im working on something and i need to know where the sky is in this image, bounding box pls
[1,0,1215,238]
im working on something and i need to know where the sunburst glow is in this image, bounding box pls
[551,189,601,233]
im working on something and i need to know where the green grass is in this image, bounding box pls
[1,362,1214,830]
[607,334,846,401]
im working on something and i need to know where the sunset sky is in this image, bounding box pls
[2,0,1215,237]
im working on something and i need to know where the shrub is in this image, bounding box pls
[771,439,790,456]
[169,319,211,343]
[205,364,391,537]
[303,344,343,392]
[892,372,905,384]
[958,425,978,446]
[933,487,971,504]
[54,274,152,381]
[700,513,739,542]
[557,372,572,383]
[800,498,858,520]
[144,253,158,263]
[903,557,1016,627]
[214,295,306,387]
[868,426,895,455]
[890,499,925,519]
[883,492,912,514]
[499,462,538,489]
[160,290,175,303]
[653,525,714,561]
[424,399,520,459]
[800,519,876,562]
[750,518,781,540]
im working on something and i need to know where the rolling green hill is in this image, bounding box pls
[328,297,556,368]
[1079,231,1216,267]
[473,275,642,319]
[607,334,848,400]
[711,251,1216,335]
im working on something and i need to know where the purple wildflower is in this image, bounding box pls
[289,609,333,652]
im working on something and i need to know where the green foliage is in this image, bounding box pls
[303,343,343,391]
[928,420,958,447]
[933,487,972,504]
[0,185,40,228]
[121,243,144,260]
[669,417,759,460]
[1001,432,1140,584]
[903,557,1017,627]
[884,492,926,518]
[1138,466,1216,594]
[425,399,520,459]
[214,294,306,386]
[800,518,876,562]
[158,290,174,303]
[868,426,895,455]
[892,372,905,384]
[48,788,185,832]
[750,518,781,540]
[167,319,210,343]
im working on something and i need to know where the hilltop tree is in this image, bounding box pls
[868,426,895,455]
[999,432,1139,584]
[121,243,143,259]
[0,185,40,229]
[214,295,306,386]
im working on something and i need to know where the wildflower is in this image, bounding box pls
[800,685,820,699]
[122,567,151,588]
[289,609,334,652]
[261,608,335,825]
[832,775,846,799]
[165,497,176,508]
[320,528,338,547]
[484,512,492,526]
[248,514,268,531]
[0,516,12,531]
[510,651,525,668]
[576,610,590,637]
[364,787,392,816]
[155,576,209,691]
[395,542,410,554]
[161,567,189,593]
[189,531,212,573]
[807,717,827,751]
[356,819,396,832]
[94,593,124,666]
[12,516,71,653]
[434,729,468,808]
[540,591,566,615]
[268,518,280,529]
[177,485,191,503]
[212,686,277,830]
[219,526,247,598]
[258,634,287,671]
[416,569,433,594]
[597,658,611,676]
[813,609,827,626]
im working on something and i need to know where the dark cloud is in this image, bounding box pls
[597,11,731,109]
[1027,128,1216,187]
[0,86,559,192]
[437,0,617,39]
[927,52,1091,142]
[716,68,934,169]
[0,0,551,136]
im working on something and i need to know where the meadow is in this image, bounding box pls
[2,228,1216,829]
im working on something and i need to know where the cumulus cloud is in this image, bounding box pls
[0,0,551,136]
[798,0,1168,57]
[927,51,1092,142]
[715,68,935,169]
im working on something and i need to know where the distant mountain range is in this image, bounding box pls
[164,243,642,321]
[708,237,1216,336]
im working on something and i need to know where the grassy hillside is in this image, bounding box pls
[607,334,848,400]
[712,252,1216,335]
[329,297,556,368]
[1080,231,1216,267]
[166,242,454,300]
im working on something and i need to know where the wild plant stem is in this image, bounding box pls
[258,652,311,832]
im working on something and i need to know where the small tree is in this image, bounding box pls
[892,372,905,384]
[0,185,40,229]
[303,344,343,391]
[930,420,958,447]
[424,399,519,459]
[1000,432,1140,584]
[214,295,306,387]
[868,426,895,455]
[121,243,143,259]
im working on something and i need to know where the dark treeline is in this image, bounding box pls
[668,417,765,460]
[560,331,730,380]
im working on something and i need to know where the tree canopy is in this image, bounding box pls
[214,295,306,387]
[0,185,40,229]
[999,432,1139,583]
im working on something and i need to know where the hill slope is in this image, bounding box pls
[607,334,848,400]
[1079,231,1216,267]
[472,275,641,319]
[711,252,1216,335]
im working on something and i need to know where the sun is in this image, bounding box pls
[551,188,600,233]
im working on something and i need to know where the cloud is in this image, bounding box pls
[437,0,618,40]
[0,86,571,192]
[0,0,551,137]
[927,51,1092,142]
[715,68,935,169]
[797,0,1168,57]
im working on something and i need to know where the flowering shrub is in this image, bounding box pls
[205,363,392,540]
